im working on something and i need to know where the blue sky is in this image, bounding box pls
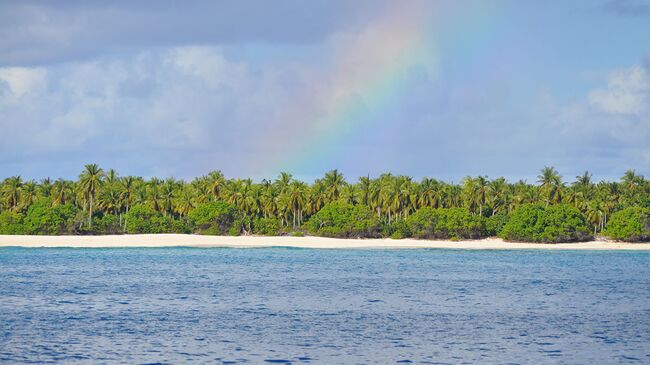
[0,0,649,183]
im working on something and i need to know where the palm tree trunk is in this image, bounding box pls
[89,194,93,228]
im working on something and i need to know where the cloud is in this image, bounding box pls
[588,65,649,115]
[1,1,649,181]
[604,0,650,16]
[0,46,312,178]
[0,0,386,66]
[2,47,649,182]
[0,67,47,97]
[547,63,650,177]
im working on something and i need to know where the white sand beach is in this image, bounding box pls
[0,234,649,250]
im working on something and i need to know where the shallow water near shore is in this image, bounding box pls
[1,247,650,364]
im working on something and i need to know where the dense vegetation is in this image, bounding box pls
[500,204,591,243]
[604,207,650,242]
[1,165,649,242]
[398,208,486,240]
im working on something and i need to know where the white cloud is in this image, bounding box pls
[539,63,650,177]
[588,65,649,115]
[0,67,47,97]
[0,46,312,178]
[168,46,247,89]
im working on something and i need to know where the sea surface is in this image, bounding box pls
[1,247,649,364]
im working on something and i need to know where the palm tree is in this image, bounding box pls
[309,180,327,214]
[207,170,225,200]
[537,166,563,207]
[445,184,462,208]
[368,178,382,218]
[175,185,196,217]
[380,176,400,224]
[120,176,136,214]
[461,177,480,214]
[245,184,263,220]
[475,176,489,215]
[22,181,38,208]
[396,176,414,219]
[287,181,308,227]
[52,179,74,205]
[261,183,278,219]
[161,178,178,217]
[621,169,641,191]
[575,171,592,189]
[340,184,356,205]
[0,164,645,238]
[276,172,293,194]
[418,178,439,208]
[488,177,507,215]
[147,178,164,213]
[99,184,122,216]
[356,175,371,206]
[78,164,105,228]
[105,169,119,185]
[323,169,346,202]
[40,178,53,198]
[2,176,23,211]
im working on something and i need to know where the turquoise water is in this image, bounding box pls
[1,247,649,364]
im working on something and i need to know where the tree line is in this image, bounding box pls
[1,165,649,242]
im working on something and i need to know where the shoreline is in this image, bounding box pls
[0,234,649,250]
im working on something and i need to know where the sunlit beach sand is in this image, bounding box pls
[1,234,649,250]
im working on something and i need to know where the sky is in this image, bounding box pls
[1,0,649,183]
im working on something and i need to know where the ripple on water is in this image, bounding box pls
[1,248,649,363]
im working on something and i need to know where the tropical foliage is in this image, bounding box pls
[1,165,649,242]
[305,202,379,238]
[500,204,591,243]
[401,208,486,240]
[604,207,650,242]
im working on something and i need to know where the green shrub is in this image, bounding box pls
[171,218,192,234]
[188,201,238,235]
[486,212,509,237]
[23,200,77,235]
[388,220,410,239]
[404,207,486,239]
[253,217,281,236]
[91,214,123,235]
[125,205,165,234]
[501,204,591,243]
[500,204,545,241]
[228,221,241,236]
[540,204,591,242]
[0,211,27,234]
[605,207,650,242]
[305,202,379,238]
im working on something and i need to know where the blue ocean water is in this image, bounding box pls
[1,247,649,364]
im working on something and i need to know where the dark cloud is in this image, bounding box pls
[0,0,386,66]
[604,0,650,16]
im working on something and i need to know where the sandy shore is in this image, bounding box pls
[0,234,649,250]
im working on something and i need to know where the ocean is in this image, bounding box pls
[1,247,649,364]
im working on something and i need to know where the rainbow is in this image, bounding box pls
[252,1,497,177]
